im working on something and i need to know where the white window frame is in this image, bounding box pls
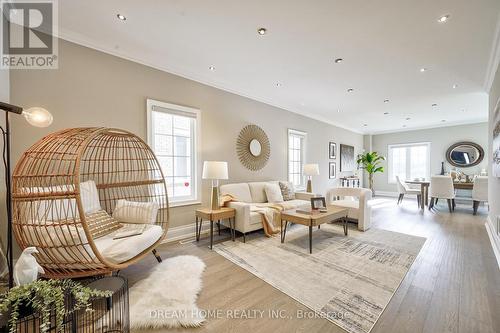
[147,99,201,207]
[387,142,431,184]
[287,129,307,190]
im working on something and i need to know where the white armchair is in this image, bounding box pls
[472,176,488,215]
[429,175,455,212]
[326,187,372,231]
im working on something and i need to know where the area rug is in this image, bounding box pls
[129,255,206,329]
[214,225,425,333]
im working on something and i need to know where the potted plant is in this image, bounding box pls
[357,151,385,194]
[0,279,111,333]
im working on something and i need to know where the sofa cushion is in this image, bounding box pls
[220,183,252,203]
[264,183,284,203]
[279,181,296,201]
[330,200,359,219]
[248,182,269,203]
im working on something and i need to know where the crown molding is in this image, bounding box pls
[485,13,500,92]
[367,119,488,135]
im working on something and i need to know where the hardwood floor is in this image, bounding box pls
[124,197,500,333]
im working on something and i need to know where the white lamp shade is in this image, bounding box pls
[202,161,228,180]
[304,163,320,176]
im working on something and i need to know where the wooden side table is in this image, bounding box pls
[195,207,236,249]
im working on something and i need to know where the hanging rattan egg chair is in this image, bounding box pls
[12,127,169,278]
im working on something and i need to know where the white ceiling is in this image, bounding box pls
[57,0,500,134]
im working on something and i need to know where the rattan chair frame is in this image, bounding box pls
[12,127,169,278]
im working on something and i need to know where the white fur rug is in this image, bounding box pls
[129,255,206,329]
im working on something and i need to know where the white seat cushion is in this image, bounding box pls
[330,200,359,219]
[248,182,269,203]
[94,224,163,264]
[220,183,252,203]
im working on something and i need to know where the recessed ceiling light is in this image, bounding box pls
[363,124,368,127]
[406,117,411,121]
[420,68,427,72]
[117,14,126,21]
[384,99,390,103]
[452,84,458,89]
[347,88,354,93]
[208,66,215,71]
[334,58,343,63]
[384,112,390,115]
[438,14,450,23]
[257,28,267,35]
[402,125,407,128]
[432,103,438,107]
[275,82,282,87]
[441,119,446,122]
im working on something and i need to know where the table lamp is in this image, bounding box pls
[202,161,228,210]
[304,163,319,193]
[0,102,53,289]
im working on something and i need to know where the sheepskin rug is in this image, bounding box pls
[129,255,206,329]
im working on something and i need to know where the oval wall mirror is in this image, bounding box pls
[446,141,484,167]
[249,139,262,156]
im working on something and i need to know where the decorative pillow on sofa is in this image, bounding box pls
[112,199,159,224]
[279,181,295,201]
[264,183,284,203]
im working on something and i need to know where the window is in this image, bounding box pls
[147,99,200,206]
[388,142,430,183]
[288,129,307,189]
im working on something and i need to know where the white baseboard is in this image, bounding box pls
[485,216,500,269]
[374,191,398,198]
[162,221,231,244]
[162,223,210,243]
[374,191,475,204]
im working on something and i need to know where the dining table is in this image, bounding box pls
[405,179,474,211]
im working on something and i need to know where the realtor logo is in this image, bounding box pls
[1,0,58,69]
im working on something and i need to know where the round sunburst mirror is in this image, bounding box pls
[236,125,270,171]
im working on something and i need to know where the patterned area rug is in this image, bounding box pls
[214,224,425,333]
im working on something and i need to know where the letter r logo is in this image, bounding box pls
[2,2,53,54]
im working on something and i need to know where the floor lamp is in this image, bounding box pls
[0,102,53,288]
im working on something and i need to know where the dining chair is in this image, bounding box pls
[429,175,455,213]
[396,176,421,207]
[472,176,488,215]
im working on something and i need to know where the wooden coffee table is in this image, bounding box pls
[280,205,349,254]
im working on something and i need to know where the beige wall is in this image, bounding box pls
[371,123,488,193]
[9,39,363,232]
[489,66,500,238]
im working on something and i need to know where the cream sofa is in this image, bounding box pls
[219,181,314,241]
[326,187,372,231]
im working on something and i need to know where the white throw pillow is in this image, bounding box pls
[264,183,284,203]
[113,199,159,224]
[80,180,102,214]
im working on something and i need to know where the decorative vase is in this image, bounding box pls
[440,162,445,175]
